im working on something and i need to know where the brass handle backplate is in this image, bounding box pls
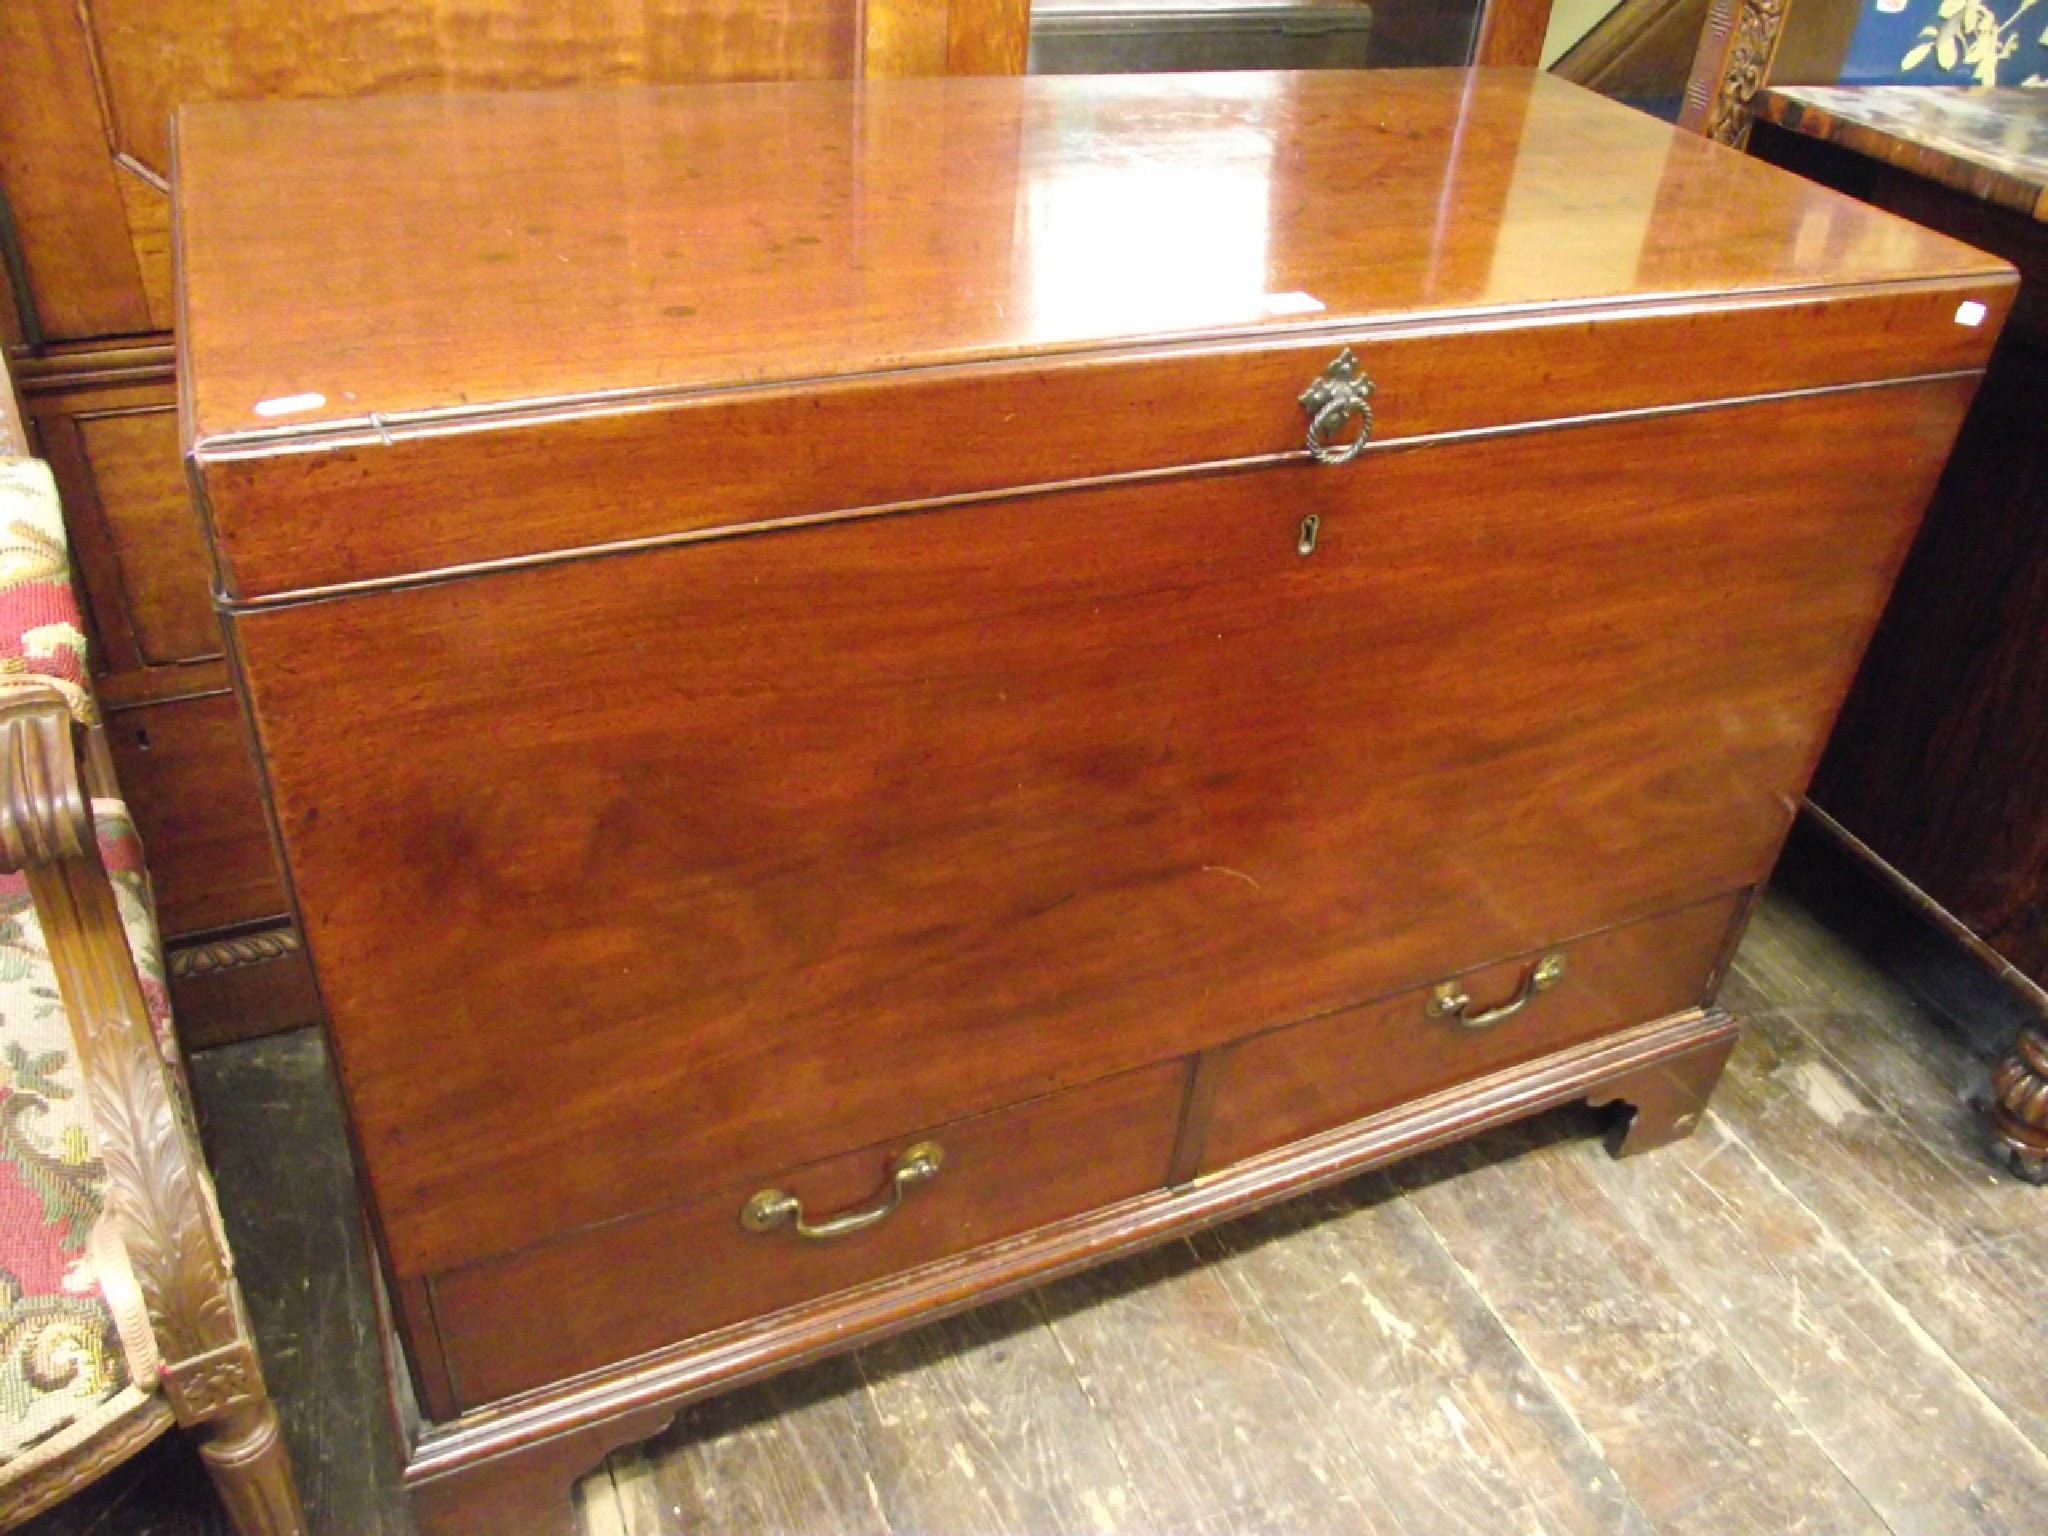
[1427,953,1566,1030]
[1299,348,1376,465]
[740,1142,946,1242]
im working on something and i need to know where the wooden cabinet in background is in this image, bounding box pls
[0,0,1032,1047]
[15,348,318,1046]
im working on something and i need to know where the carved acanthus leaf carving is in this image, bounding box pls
[27,855,241,1372]
[1705,0,1792,146]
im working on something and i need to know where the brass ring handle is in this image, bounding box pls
[1299,347,1376,466]
[740,1142,945,1241]
[1427,953,1566,1030]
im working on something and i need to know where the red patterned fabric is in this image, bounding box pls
[0,459,157,1470]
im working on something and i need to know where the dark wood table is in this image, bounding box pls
[1752,85,2048,1183]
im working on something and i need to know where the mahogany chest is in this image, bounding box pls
[172,69,2011,1534]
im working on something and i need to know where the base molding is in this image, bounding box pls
[166,921,322,1050]
[396,1005,1738,1535]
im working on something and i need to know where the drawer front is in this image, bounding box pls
[428,1061,1184,1410]
[1200,895,1743,1172]
[103,692,289,936]
[233,379,1969,1278]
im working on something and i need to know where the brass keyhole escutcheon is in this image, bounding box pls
[1298,514,1320,556]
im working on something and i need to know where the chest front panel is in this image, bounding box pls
[233,376,1968,1279]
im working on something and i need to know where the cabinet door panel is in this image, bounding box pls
[27,377,220,674]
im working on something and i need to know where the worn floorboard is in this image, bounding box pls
[20,832,2047,1535]
[1191,1183,1653,1536]
[1395,1120,1892,1536]
[1036,1237,1406,1536]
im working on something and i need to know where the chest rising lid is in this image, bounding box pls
[173,68,2015,601]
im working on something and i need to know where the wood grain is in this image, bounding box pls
[193,281,2006,603]
[173,70,2008,456]
[1583,1104,2048,1535]
[4,0,1028,349]
[1036,1240,1406,1534]
[1717,899,2048,1450]
[100,879,2048,1536]
[1756,86,2048,223]
[90,0,870,179]
[1397,1124,1891,1533]
[1192,1185,1654,1535]
[849,1298,1136,1536]
[39,404,220,668]
[230,380,1964,1279]
[398,1011,1735,1512]
[0,0,153,340]
[102,692,290,937]
[606,1357,884,1536]
[1202,894,1741,1171]
[1471,0,1554,65]
[428,1064,1184,1411]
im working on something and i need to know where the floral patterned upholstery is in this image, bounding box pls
[0,458,166,1481]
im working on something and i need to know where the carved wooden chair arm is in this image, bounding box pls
[0,688,94,874]
[0,453,307,1532]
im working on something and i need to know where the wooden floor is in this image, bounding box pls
[23,824,2048,1534]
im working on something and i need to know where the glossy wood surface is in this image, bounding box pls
[430,1061,1185,1411]
[1201,894,1742,1170]
[229,378,1970,1280]
[174,70,2007,452]
[195,277,2006,602]
[396,1009,1738,1536]
[1,0,1027,346]
[0,0,156,341]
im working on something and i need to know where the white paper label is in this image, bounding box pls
[1262,291,1326,317]
[253,392,327,417]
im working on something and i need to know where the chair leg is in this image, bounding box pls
[196,1395,308,1536]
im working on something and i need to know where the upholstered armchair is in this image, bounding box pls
[0,411,305,1529]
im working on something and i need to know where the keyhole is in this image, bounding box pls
[1297,514,1320,557]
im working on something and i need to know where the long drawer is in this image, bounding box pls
[427,1060,1185,1410]
[1199,895,1743,1172]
